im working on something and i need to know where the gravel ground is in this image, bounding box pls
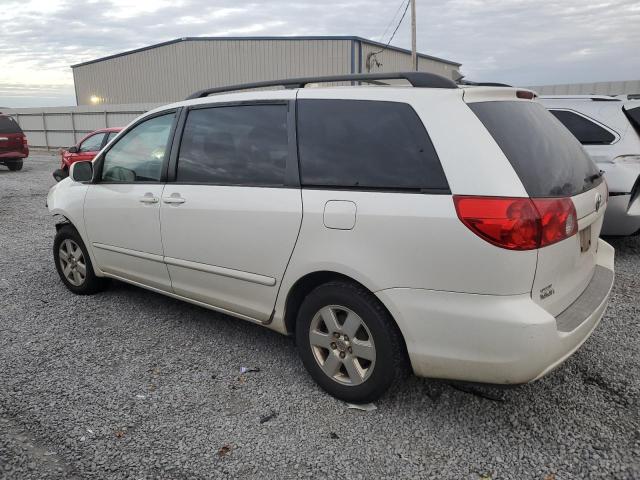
[0,153,639,480]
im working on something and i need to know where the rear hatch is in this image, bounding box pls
[0,115,25,155]
[467,95,606,316]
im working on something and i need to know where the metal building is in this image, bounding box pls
[71,36,462,105]
[526,79,640,96]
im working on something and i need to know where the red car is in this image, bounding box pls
[0,114,29,171]
[53,127,121,181]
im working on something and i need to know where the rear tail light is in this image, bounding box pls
[22,135,27,146]
[453,196,577,250]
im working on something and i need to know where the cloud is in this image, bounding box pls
[1,0,638,106]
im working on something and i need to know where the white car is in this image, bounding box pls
[539,95,640,236]
[47,72,615,402]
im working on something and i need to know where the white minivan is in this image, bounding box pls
[540,95,640,236]
[47,72,615,402]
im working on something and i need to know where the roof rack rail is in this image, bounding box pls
[538,95,621,102]
[186,71,458,99]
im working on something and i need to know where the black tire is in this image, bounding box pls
[6,159,23,171]
[295,280,408,403]
[53,225,109,294]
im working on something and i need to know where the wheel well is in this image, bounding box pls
[54,215,73,232]
[283,272,408,354]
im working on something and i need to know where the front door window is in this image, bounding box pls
[101,113,174,182]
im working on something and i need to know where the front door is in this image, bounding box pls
[84,111,177,291]
[160,102,302,321]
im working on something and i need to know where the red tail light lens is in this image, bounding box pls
[532,198,577,247]
[453,196,577,250]
[21,135,27,146]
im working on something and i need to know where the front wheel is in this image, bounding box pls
[295,281,408,403]
[53,225,109,294]
[6,159,23,171]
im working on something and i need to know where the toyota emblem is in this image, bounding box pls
[595,192,602,212]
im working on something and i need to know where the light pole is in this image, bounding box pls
[411,0,417,71]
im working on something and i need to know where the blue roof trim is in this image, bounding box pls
[70,36,461,68]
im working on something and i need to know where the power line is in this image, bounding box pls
[371,0,410,56]
[377,0,408,43]
[366,0,411,71]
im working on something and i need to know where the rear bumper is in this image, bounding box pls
[376,239,615,384]
[0,151,28,160]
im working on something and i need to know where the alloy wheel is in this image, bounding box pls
[58,239,87,286]
[308,305,376,386]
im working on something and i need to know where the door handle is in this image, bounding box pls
[139,193,159,204]
[162,194,186,205]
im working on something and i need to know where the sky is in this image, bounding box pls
[1,0,639,107]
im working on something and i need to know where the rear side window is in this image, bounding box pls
[469,101,601,197]
[0,116,23,134]
[177,105,288,186]
[548,110,615,145]
[297,99,449,192]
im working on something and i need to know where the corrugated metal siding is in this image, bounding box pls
[527,80,640,96]
[74,39,352,105]
[359,41,458,79]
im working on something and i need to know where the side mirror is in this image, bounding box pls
[67,146,79,154]
[70,161,93,182]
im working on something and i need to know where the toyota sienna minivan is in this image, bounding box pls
[47,72,615,402]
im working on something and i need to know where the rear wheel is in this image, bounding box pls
[6,159,23,171]
[295,281,408,403]
[53,225,109,294]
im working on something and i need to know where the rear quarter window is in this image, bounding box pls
[469,101,601,197]
[548,110,615,145]
[297,99,449,192]
[0,116,23,134]
[623,106,640,136]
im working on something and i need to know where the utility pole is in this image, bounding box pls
[411,0,417,71]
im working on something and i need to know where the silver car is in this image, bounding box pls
[540,95,640,236]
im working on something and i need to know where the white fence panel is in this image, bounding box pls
[18,115,45,130]
[24,131,47,146]
[74,113,108,132]
[108,112,144,128]
[45,114,73,130]
[5,103,161,148]
[48,132,75,148]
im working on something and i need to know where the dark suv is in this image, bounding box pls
[0,114,29,171]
